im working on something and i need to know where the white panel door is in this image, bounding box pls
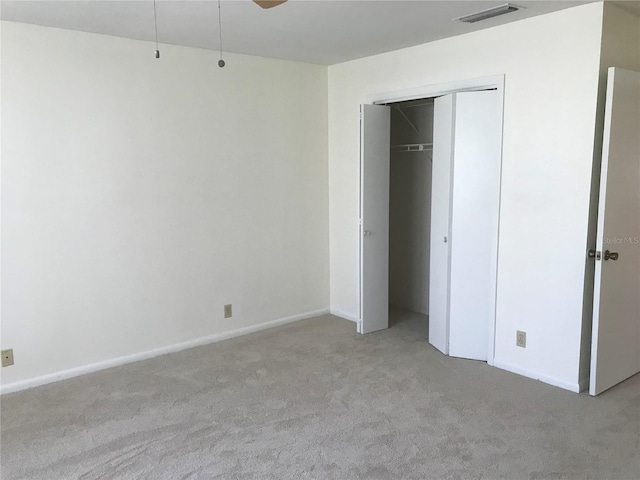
[590,68,640,396]
[429,94,455,354]
[359,104,391,334]
[448,91,501,361]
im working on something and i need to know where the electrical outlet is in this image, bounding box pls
[2,349,14,367]
[516,331,526,348]
[224,304,232,318]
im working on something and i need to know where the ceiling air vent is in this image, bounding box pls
[456,3,521,23]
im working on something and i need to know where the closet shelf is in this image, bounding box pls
[391,143,433,153]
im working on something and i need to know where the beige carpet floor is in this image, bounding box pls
[1,310,639,479]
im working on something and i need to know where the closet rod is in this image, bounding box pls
[391,143,433,153]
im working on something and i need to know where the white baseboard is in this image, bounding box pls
[0,308,329,395]
[330,309,359,323]
[493,360,581,393]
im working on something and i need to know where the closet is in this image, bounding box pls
[388,99,434,331]
[359,89,501,363]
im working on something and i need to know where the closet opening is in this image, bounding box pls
[388,98,434,340]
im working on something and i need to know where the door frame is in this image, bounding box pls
[359,75,505,366]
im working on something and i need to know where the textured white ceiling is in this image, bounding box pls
[1,0,607,65]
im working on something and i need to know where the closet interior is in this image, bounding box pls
[388,98,434,336]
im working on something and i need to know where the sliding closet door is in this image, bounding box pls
[429,94,455,354]
[448,91,501,361]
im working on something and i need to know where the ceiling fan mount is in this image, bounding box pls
[253,0,288,9]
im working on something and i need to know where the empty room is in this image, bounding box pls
[1,1,639,478]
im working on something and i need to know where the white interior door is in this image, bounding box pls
[359,104,391,334]
[589,67,640,396]
[429,94,455,354]
[448,90,501,361]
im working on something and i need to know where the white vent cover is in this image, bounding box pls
[455,3,521,23]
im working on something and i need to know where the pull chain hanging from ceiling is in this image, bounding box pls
[153,0,160,58]
[217,0,226,67]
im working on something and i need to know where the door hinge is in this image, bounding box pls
[588,250,601,261]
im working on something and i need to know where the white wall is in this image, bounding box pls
[578,3,640,384]
[1,22,329,390]
[328,3,605,391]
[389,104,433,314]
